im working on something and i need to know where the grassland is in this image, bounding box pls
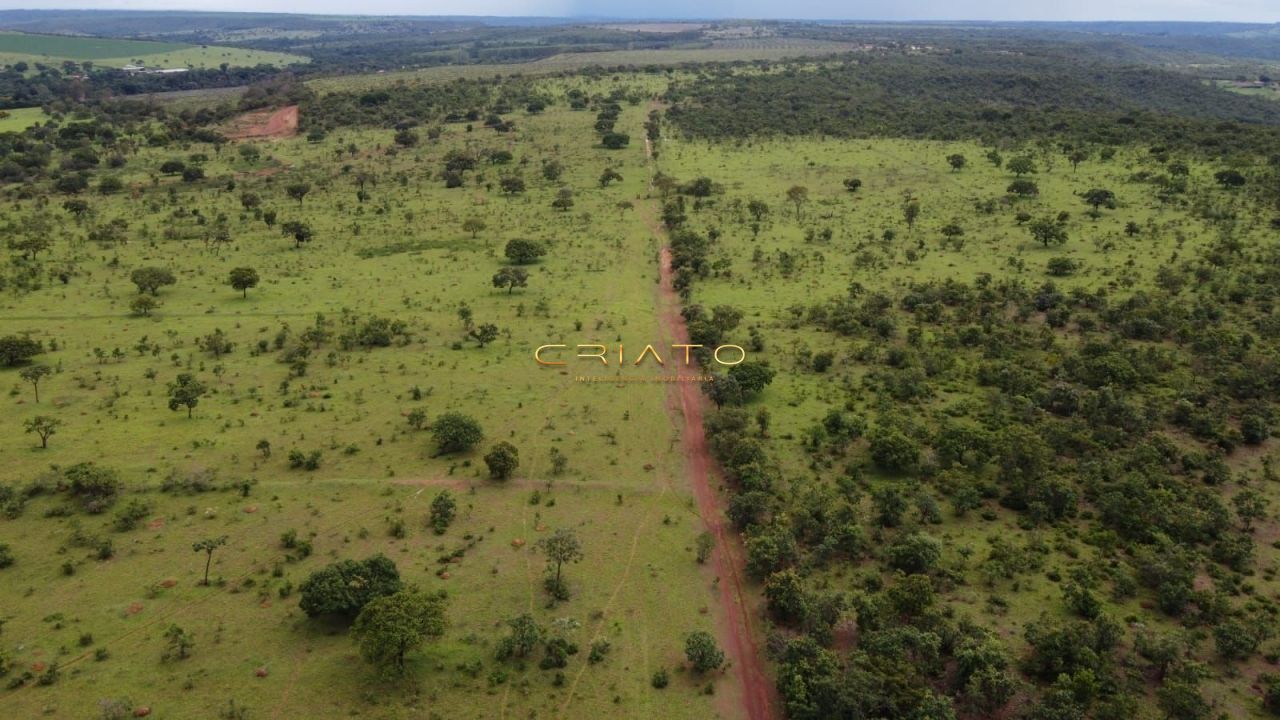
[1,81,729,719]
[0,30,307,69]
[0,105,46,131]
[306,42,856,94]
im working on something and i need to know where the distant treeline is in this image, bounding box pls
[664,48,1280,157]
[0,64,283,110]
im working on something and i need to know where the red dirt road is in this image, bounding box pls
[223,105,298,140]
[656,244,778,720]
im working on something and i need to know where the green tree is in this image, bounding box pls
[162,624,194,660]
[0,335,42,366]
[228,267,259,298]
[299,555,403,617]
[484,441,520,480]
[192,535,227,586]
[286,182,311,205]
[351,587,447,675]
[167,373,207,418]
[130,295,158,317]
[1082,188,1116,212]
[24,415,62,448]
[684,630,724,673]
[786,185,809,220]
[947,153,967,171]
[281,220,313,248]
[19,364,51,402]
[1008,156,1037,177]
[130,267,175,295]
[431,412,484,455]
[429,490,456,534]
[1029,216,1068,248]
[469,323,499,348]
[497,614,543,659]
[537,527,584,603]
[462,218,486,238]
[492,267,528,294]
[504,238,545,264]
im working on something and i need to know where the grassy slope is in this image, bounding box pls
[0,31,307,68]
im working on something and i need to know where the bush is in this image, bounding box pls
[0,544,13,569]
[298,555,402,618]
[432,412,484,455]
[651,667,669,688]
[484,442,520,480]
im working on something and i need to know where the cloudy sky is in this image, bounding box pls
[0,0,1275,22]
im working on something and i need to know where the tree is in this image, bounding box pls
[167,373,207,418]
[1029,216,1068,248]
[947,153,967,171]
[130,295,158,317]
[286,182,311,205]
[431,412,483,455]
[351,587,447,675]
[537,527,584,603]
[1007,179,1040,197]
[1082,188,1116,212]
[181,166,205,183]
[393,129,418,147]
[747,199,769,222]
[0,335,42,366]
[429,491,456,534]
[497,614,543,659]
[281,220,313,248]
[1214,169,1246,188]
[903,199,921,231]
[299,555,402,617]
[940,223,965,248]
[843,178,862,192]
[24,415,61,448]
[492,267,528,294]
[684,631,724,673]
[469,323,499,347]
[1068,148,1088,172]
[886,532,942,574]
[192,536,227,585]
[599,167,623,187]
[727,361,776,399]
[505,238,545,264]
[130,267,175,295]
[162,624,194,660]
[159,159,185,175]
[20,364,51,402]
[495,175,526,196]
[228,267,259,298]
[485,441,520,480]
[551,187,574,211]
[541,160,564,181]
[786,185,808,220]
[462,218,486,238]
[602,132,630,149]
[1008,156,1038,177]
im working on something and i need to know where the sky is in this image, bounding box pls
[0,0,1276,23]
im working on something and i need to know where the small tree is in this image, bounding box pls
[286,182,311,205]
[228,267,259,298]
[684,631,724,673]
[504,239,546,264]
[162,624,194,660]
[484,441,520,480]
[25,415,62,448]
[786,185,808,220]
[1082,188,1116,213]
[1007,156,1037,177]
[351,587,447,675]
[0,335,42,366]
[130,267,176,295]
[599,167,623,187]
[947,153,967,171]
[537,528,584,604]
[469,323,499,348]
[130,295,158,317]
[903,199,921,231]
[193,536,227,585]
[431,412,483,455]
[281,221,313,248]
[20,364,51,402]
[167,373,207,418]
[1029,217,1068,248]
[492,267,528,294]
[429,491,456,534]
[462,218,486,238]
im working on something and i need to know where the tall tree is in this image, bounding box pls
[351,587,448,675]
[192,535,227,586]
[20,364,51,402]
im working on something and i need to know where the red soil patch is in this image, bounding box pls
[159,579,177,588]
[126,602,144,615]
[147,518,165,530]
[31,661,46,672]
[222,105,298,141]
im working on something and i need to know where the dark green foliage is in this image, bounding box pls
[484,441,519,480]
[298,555,402,618]
[431,412,483,455]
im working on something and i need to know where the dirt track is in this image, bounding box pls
[646,126,778,720]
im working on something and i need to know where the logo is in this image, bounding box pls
[534,343,745,367]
